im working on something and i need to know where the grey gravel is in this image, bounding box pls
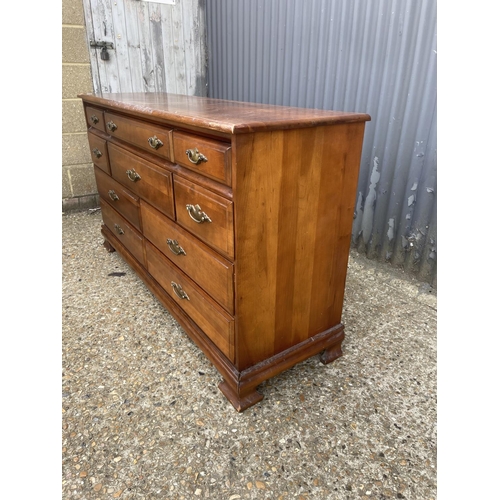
[62,209,437,499]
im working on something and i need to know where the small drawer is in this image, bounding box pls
[87,132,110,174]
[108,143,175,220]
[85,106,105,133]
[173,131,231,186]
[94,167,141,231]
[173,176,234,259]
[141,201,234,314]
[101,199,145,266]
[104,111,172,160]
[146,241,235,361]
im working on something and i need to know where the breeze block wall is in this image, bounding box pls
[62,0,98,212]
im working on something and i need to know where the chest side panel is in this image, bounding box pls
[232,123,366,371]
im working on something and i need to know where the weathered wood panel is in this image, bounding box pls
[82,0,207,95]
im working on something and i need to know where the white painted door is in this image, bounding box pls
[82,0,207,95]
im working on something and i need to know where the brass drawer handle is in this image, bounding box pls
[92,148,102,158]
[107,121,117,132]
[186,204,212,224]
[126,169,141,182]
[108,190,119,202]
[171,281,190,300]
[148,135,163,150]
[114,223,124,235]
[186,148,208,165]
[166,239,186,256]
[90,115,99,125]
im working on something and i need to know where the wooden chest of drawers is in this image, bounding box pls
[79,92,370,412]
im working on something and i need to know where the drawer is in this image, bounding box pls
[141,201,234,314]
[173,131,231,186]
[146,241,234,361]
[101,199,145,266]
[173,176,234,259]
[94,167,141,231]
[108,143,175,220]
[104,111,172,160]
[84,106,105,133]
[87,132,110,174]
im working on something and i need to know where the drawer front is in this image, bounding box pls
[101,199,145,266]
[108,143,175,220]
[173,131,231,186]
[104,111,172,160]
[141,201,234,314]
[85,106,105,133]
[87,132,110,174]
[173,176,234,259]
[146,241,234,361]
[94,167,141,231]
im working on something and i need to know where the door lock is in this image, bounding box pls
[89,41,114,61]
[100,46,109,60]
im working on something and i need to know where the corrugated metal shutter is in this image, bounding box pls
[206,0,437,285]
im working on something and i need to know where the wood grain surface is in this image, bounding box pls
[94,167,142,231]
[145,241,235,361]
[173,176,234,259]
[108,143,175,220]
[172,130,232,186]
[141,200,234,314]
[78,92,370,134]
[232,123,366,370]
[104,111,172,160]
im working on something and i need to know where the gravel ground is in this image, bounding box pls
[62,209,437,500]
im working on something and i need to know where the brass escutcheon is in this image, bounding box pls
[126,169,141,182]
[171,281,190,300]
[148,135,164,150]
[185,148,208,165]
[92,148,102,158]
[90,115,99,124]
[107,121,117,132]
[186,204,212,224]
[166,239,186,256]
[114,224,124,235]
[108,190,119,202]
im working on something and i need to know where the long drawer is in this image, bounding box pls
[108,143,175,220]
[94,167,141,231]
[146,241,235,361]
[141,201,234,314]
[104,111,172,160]
[173,176,234,259]
[101,199,145,266]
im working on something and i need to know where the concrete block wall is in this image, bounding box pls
[62,0,99,212]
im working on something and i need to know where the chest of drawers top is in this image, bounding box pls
[80,92,370,136]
